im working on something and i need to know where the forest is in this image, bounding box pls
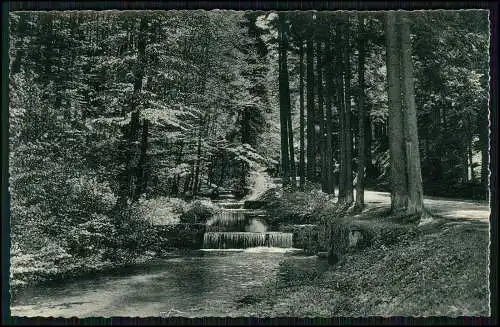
[8,9,491,318]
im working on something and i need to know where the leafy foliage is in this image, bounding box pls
[9,10,273,290]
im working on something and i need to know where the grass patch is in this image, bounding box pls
[235,215,489,317]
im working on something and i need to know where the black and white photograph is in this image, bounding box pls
[5,4,493,320]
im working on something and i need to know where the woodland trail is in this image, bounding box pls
[248,169,490,222]
[244,168,279,201]
[361,190,490,221]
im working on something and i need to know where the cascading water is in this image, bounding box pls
[202,200,294,249]
[203,232,293,249]
[206,210,248,232]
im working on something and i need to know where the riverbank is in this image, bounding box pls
[9,198,219,299]
[10,247,188,301]
[233,188,490,317]
[10,249,297,318]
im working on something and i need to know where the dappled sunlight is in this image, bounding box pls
[245,169,278,201]
[435,210,490,220]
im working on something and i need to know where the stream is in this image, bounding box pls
[10,194,321,318]
[11,249,312,318]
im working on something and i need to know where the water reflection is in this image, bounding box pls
[206,209,268,232]
[11,250,320,318]
[245,219,267,233]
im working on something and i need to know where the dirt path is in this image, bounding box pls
[245,169,278,201]
[245,169,490,222]
[361,189,490,221]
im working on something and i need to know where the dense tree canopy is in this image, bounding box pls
[253,10,489,206]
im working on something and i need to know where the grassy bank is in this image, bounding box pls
[9,197,219,299]
[235,188,490,317]
[9,248,159,299]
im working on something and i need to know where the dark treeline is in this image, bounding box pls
[270,10,489,214]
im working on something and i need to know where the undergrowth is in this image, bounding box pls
[236,213,489,317]
[241,187,489,317]
[10,197,219,298]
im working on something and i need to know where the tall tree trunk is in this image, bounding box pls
[468,135,475,182]
[299,40,306,191]
[122,17,147,205]
[284,25,296,188]
[365,105,373,181]
[355,16,367,209]
[287,111,297,188]
[306,37,315,181]
[400,12,424,214]
[279,13,291,186]
[465,119,474,182]
[186,161,195,196]
[479,105,489,197]
[317,40,326,191]
[344,16,354,205]
[192,32,212,196]
[463,144,470,182]
[170,140,184,195]
[385,11,408,211]
[136,118,149,198]
[193,110,212,196]
[325,37,335,195]
[127,110,141,202]
[192,125,203,196]
[337,26,347,202]
[240,107,251,188]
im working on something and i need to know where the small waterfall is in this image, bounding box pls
[267,232,293,247]
[203,197,292,249]
[202,232,293,249]
[206,210,248,232]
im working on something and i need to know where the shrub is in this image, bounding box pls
[65,213,117,258]
[130,196,186,226]
[68,175,117,215]
[180,199,219,224]
[10,241,74,290]
[110,210,160,261]
[279,224,321,254]
[159,223,206,249]
[261,188,332,228]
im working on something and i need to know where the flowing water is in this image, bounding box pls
[10,198,311,318]
[10,249,311,318]
[204,200,292,249]
[203,232,293,249]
